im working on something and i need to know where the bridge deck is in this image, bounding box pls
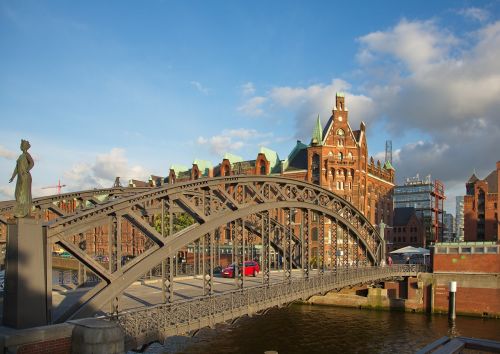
[102,265,426,350]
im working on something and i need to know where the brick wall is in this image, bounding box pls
[433,253,500,273]
[433,285,500,317]
[17,337,71,354]
[1,323,74,354]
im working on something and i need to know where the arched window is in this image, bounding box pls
[312,153,320,184]
[260,162,266,175]
[338,152,343,161]
[348,152,353,160]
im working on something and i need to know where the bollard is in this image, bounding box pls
[448,281,457,321]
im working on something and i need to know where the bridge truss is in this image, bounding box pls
[1,176,386,326]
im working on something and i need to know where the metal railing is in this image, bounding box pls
[108,264,426,349]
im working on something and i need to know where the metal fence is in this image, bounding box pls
[109,264,426,350]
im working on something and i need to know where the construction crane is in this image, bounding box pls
[42,179,67,194]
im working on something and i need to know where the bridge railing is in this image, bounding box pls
[108,264,427,349]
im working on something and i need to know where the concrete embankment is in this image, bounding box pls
[306,272,500,318]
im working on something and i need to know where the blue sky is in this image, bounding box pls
[1,0,499,214]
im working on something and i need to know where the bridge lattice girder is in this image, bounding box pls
[0,186,152,220]
[44,176,383,321]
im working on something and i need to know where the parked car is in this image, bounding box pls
[222,261,260,278]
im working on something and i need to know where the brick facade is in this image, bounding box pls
[386,207,425,252]
[464,161,500,242]
[0,94,394,269]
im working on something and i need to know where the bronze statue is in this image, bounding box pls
[9,139,34,218]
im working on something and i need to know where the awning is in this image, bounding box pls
[390,246,429,255]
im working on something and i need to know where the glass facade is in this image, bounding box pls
[393,176,444,243]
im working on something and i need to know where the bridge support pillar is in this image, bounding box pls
[3,218,50,329]
[70,318,124,354]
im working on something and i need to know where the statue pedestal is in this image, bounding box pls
[3,218,49,329]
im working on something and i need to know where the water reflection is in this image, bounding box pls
[155,305,500,354]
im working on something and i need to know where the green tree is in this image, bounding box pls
[154,212,195,235]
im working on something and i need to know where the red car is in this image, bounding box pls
[222,261,260,278]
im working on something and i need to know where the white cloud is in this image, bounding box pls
[0,145,17,160]
[0,185,14,199]
[197,129,272,156]
[457,7,490,22]
[354,19,500,200]
[237,96,267,116]
[238,18,500,212]
[259,79,375,140]
[241,82,255,96]
[190,81,210,95]
[358,19,458,73]
[64,148,148,190]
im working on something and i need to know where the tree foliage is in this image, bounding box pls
[154,212,195,235]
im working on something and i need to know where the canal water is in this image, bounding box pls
[147,304,500,354]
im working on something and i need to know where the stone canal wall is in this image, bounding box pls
[308,272,500,318]
[0,319,124,354]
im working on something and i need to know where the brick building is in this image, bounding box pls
[169,93,395,227]
[386,207,425,252]
[281,93,395,226]
[164,93,395,266]
[464,161,500,242]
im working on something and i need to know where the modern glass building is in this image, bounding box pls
[393,174,445,244]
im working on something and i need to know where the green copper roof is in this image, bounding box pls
[383,161,395,170]
[283,140,308,171]
[193,159,213,176]
[336,92,345,97]
[223,152,243,164]
[169,164,189,173]
[259,146,281,174]
[311,114,323,145]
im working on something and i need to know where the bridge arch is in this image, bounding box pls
[42,176,383,321]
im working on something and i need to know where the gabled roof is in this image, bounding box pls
[259,147,281,173]
[283,141,308,171]
[467,173,479,184]
[169,164,189,178]
[193,159,212,176]
[352,130,361,143]
[322,117,333,142]
[223,152,243,164]
[393,207,417,226]
[485,169,498,193]
[128,179,149,188]
[321,116,360,147]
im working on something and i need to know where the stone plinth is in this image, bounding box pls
[3,218,49,329]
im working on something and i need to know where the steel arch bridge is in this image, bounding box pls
[34,175,386,323]
[0,186,152,222]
